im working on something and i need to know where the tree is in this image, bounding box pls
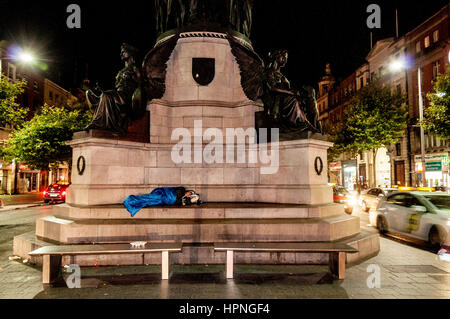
[2,104,92,184]
[0,76,28,128]
[328,80,408,187]
[421,67,450,140]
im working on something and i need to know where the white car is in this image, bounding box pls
[370,191,450,246]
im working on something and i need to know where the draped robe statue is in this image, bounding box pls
[263,50,322,133]
[85,43,142,135]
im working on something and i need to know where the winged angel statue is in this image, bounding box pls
[85,35,180,134]
[227,35,323,135]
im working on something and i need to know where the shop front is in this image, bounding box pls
[415,153,449,188]
[328,161,342,185]
[342,160,357,191]
[0,162,10,194]
[17,164,41,193]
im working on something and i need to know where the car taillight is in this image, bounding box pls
[43,191,47,196]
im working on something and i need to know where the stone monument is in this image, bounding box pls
[14,0,379,267]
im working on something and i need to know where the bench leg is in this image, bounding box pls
[42,255,62,285]
[329,252,346,280]
[161,251,169,280]
[226,250,234,279]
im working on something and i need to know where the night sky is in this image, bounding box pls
[1,0,448,91]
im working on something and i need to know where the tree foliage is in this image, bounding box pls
[328,80,408,159]
[421,67,450,139]
[2,105,92,170]
[0,76,28,127]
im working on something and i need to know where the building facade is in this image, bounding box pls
[320,4,450,190]
[405,5,450,188]
[0,41,76,194]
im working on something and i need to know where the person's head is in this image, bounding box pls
[268,49,288,69]
[275,49,288,67]
[120,43,139,64]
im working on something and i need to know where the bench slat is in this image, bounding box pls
[214,243,358,253]
[29,243,182,256]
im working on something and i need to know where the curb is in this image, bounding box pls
[0,203,46,212]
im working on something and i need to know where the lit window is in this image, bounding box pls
[416,41,421,53]
[424,36,430,48]
[433,30,439,43]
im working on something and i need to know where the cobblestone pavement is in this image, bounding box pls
[0,207,449,299]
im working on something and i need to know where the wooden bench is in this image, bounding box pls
[214,243,358,280]
[29,243,183,284]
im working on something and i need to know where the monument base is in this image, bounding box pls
[13,203,380,267]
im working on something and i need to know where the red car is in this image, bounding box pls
[43,183,70,203]
[332,185,354,214]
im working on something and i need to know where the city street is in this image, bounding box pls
[0,0,449,308]
[0,203,448,299]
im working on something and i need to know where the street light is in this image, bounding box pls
[389,58,406,73]
[0,48,36,77]
[389,56,426,187]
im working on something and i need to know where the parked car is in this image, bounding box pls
[359,187,398,212]
[370,191,450,246]
[332,186,355,214]
[43,183,70,203]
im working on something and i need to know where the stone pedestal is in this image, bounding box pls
[66,136,332,207]
[13,30,380,267]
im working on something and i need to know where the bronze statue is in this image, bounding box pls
[229,0,253,37]
[85,43,144,134]
[263,50,322,133]
[155,0,253,38]
[155,0,187,35]
[228,36,323,135]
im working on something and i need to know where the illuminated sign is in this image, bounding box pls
[425,162,442,172]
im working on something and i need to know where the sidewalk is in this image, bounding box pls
[0,237,449,299]
[0,193,45,212]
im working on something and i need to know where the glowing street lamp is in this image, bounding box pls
[17,51,35,64]
[389,58,406,73]
[0,48,36,77]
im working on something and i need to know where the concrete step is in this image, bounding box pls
[13,230,379,267]
[35,213,360,244]
[52,202,345,220]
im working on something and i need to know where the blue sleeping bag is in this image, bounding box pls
[123,187,178,217]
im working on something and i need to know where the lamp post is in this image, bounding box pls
[417,67,426,187]
[390,56,428,187]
